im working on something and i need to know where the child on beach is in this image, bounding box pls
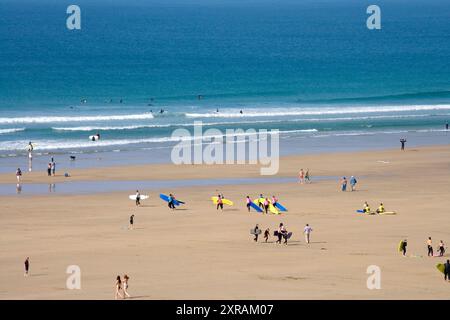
[246,196,251,212]
[115,276,123,299]
[350,176,357,191]
[216,195,224,211]
[299,169,305,184]
[427,237,434,257]
[123,275,131,299]
[340,177,347,191]
[264,228,270,243]
[304,224,313,244]
[16,168,22,183]
[24,257,30,276]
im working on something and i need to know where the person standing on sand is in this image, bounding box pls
[400,239,407,256]
[400,138,407,150]
[24,257,30,276]
[341,177,347,191]
[115,276,123,299]
[216,195,224,211]
[51,159,56,176]
[304,224,313,244]
[427,237,434,257]
[444,260,450,281]
[253,224,260,242]
[129,214,135,230]
[123,275,131,299]
[246,196,251,212]
[438,240,445,257]
[305,169,311,183]
[263,198,270,214]
[264,228,270,242]
[299,169,305,184]
[16,168,22,183]
[47,163,52,176]
[350,176,357,191]
[135,190,141,206]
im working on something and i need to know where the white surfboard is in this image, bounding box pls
[129,195,149,200]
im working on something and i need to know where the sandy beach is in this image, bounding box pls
[0,145,449,299]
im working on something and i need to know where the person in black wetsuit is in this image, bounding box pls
[400,138,407,150]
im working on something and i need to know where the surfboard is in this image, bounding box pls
[89,135,100,141]
[129,195,149,201]
[253,198,265,206]
[269,204,279,215]
[250,229,262,235]
[211,196,233,206]
[378,211,397,215]
[159,194,183,206]
[273,231,292,239]
[249,201,263,213]
[356,209,365,213]
[436,263,445,274]
[274,202,287,212]
[398,240,404,253]
[254,198,280,214]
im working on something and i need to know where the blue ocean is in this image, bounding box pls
[0,0,449,168]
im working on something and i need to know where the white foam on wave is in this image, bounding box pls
[0,128,25,134]
[185,104,450,118]
[0,113,154,124]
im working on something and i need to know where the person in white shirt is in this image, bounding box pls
[304,224,313,244]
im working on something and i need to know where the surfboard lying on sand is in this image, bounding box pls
[249,202,263,213]
[250,229,262,235]
[378,211,397,215]
[274,202,287,212]
[129,195,149,200]
[356,210,396,215]
[211,197,233,206]
[436,263,445,274]
[159,194,184,206]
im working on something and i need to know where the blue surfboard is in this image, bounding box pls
[249,201,263,213]
[274,202,287,212]
[160,194,183,206]
[356,209,365,213]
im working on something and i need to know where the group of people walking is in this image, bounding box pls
[340,176,357,191]
[298,168,311,184]
[115,275,131,299]
[251,223,313,245]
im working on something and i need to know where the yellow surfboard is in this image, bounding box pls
[398,240,404,253]
[269,203,279,215]
[253,198,279,214]
[211,197,233,206]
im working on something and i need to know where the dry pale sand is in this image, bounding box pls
[0,145,449,299]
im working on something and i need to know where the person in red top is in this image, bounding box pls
[216,195,224,211]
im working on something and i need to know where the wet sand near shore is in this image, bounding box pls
[0,145,449,299]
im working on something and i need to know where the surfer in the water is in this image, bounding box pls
[239,110,243,114]
[216,195,224,211]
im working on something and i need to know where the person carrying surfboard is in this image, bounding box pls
[216,195,224,211]
[253,224,260,242]
[258,194,264,209]
[246,196,251,212]
[271,195,278,207]
[168,194,176,210]
[135,190,141,206]
[444,260,450,281]
[400,239,407,256]
[263,198,270,214]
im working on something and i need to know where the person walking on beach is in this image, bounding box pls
[123,275,131,299]
[304,224,313,244]
[264,228,270,243]
[438,240,445,257]
[299,169,305,184]
[246,196,251,212]
[129,214,134,230]
[341,177,347,192]
[271,195,278,207]
[263,198,270,214]
[305,169,311,183]
[168,194,176,210]
[16,168,22,183]
[258,194,264,209]
[253,224,260,242]
[24,257,30,276]
[135,190,141,206]
[444,260,450,281]
[427,237,434,257]
[400,239,407,256]
[216,194,224,211]
[400,138,407,150]
[47,163,52,176]
[115,276,124,299]
[350,176,357,191]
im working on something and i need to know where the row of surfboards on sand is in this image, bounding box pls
[128,194,288,214]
